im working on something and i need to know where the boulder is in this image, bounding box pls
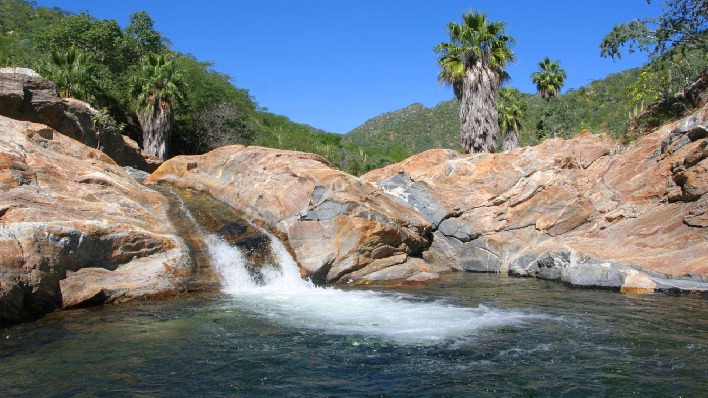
[119,134,162,173]
[0,69,159,172]
[56,98,125,160]
[0,67,65,128]
[362,104,708,293]
[146,146,438,284]
[0,116,192,325]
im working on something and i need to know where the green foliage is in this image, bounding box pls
[529,57,568,140]
[600,0,707,60]
[435,10,515,154]
[0,0,388,176]
[498,87,527,150]
[0,1,66,67]
[434,10,515,91]
[251,112,385,175]
[531,57,567,101]
[125,11,167,56]
[41,47,96,101]
[91,107,124,137]
[33,13,133,75]
[171,54,257,155]
[130,53,185,159]
[346,66,670,153]
[599,0,708,139]
[624,69,666,118]
[343,103,461,155]
[130,53,184,114]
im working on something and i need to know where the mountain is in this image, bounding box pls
[343,102,462,154]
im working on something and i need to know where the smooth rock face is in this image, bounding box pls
[363,105,708,292]
[146,146,437,284]
[0,116,191,325]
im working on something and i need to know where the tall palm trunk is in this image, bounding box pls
[138,100,172,160]
[502,129,519,151]
[459,62,501,154]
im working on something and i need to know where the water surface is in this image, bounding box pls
[1,272,705,397]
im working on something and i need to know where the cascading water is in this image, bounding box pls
[206,227,541,344]
[158,184,545,344]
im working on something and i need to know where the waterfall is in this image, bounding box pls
[159,185,539,344]
[205,227,538,344]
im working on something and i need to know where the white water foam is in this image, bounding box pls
[206,233,539,344]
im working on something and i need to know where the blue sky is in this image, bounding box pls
[35,1,663,133]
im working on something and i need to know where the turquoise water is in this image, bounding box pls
[1,272,706,397]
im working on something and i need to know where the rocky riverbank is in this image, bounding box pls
[1,69,706,326]
[0,116,192,325]
[363,107,707,293]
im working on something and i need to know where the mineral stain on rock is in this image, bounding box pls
[157,185,278,286]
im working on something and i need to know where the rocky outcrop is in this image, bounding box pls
[146,146,445,284]
[0,68,159,172]
[0,67,65,128]
[0,116,192,325]
[1,68,704,330]
[362,105,708,293]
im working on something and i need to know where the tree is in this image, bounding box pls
[531,57,567,101]
[125,11,167,59]
[600,0,707,61]
[192,101,255,152]
[170,53,258,155]
[435,11,515,154]
[33,13,133,75]
[624,69,667,118]
[42,47,95,102]
[497,87,526,151]
[0,1,67,68]
[130,53,184,160]
[531,57,567,139]
[600,0,707,98]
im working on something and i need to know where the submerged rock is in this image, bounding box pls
[0,116,192,325]
[362,105,708,293]
[146,146,439,284]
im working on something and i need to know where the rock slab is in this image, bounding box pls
[0,116,192,325]
[146,146,443,284]
[363,105,708,293]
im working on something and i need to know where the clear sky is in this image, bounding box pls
[34,0,663,134]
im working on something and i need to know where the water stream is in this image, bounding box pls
[207,231,541,344]
[1,187,706,396]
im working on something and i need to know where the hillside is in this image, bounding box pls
[343,102,462,154]
[0,0,381,176]
[345,68,645,155]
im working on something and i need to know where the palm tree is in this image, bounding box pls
[530,57,566,101]
[130,54,184,160]
[497,87,527,151]
[43,47,95,102]
[435,11,515,154]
